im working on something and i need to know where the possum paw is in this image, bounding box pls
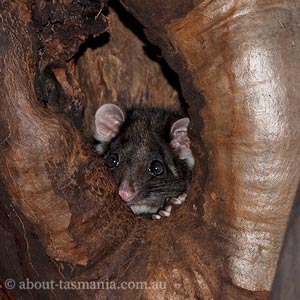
[151,194,187,220]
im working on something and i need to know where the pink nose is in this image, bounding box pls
[118,189,134,202]
[118,181,135,203]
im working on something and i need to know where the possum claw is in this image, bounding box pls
[170,193,187,205]
[152,214,162,220]
[159,204,172,217]
[152,204,172,219]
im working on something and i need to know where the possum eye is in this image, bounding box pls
[106,153,119,168]
[148,160,165,176]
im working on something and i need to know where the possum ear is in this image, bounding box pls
[94,103,125,143]
[170,118,195,169]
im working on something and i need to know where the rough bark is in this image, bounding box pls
[0,0,299,300]
[76,4,182,138]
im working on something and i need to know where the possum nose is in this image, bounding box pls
[119,190,134,202]
[118,181,135,203]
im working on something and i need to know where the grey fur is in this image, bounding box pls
[95,106,194,215]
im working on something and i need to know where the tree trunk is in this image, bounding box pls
[0,1,299,300]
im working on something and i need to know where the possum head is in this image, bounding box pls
[94,103,194,215]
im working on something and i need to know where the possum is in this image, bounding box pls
[94,103,194,219]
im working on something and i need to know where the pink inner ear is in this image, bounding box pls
[170,118,190,136]
[170,117,192,160]
[95,103,125,142]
